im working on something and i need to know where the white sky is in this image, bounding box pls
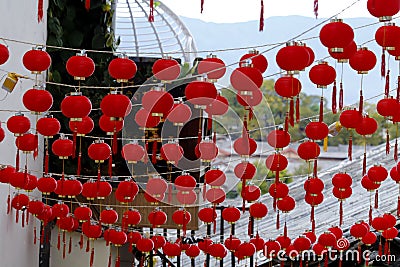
[161,0,371,23]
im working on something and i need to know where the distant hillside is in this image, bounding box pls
[181,16,389,105]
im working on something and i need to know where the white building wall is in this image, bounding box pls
[0,1,49,267]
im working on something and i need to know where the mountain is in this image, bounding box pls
[181,15,390,105]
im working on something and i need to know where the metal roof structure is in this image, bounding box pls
[114,0,197,62]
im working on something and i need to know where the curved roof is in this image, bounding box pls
[114,0,197,62]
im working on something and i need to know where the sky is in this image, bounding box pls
[161,0,371,23]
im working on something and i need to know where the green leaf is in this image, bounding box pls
[67,30,84,47]
[105,34,114,48]
[154,1,161,8]
[47,35,63,47]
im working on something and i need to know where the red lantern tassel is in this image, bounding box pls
[149,0,154,22]
[69,235,72,254]
[348,133,353,161]
[338,258,342,267]
[183,211,187,236]
[202,183,206,201]
[259,0,264,32]
[72,131,77,158]
[324,255,328,267]
[116,255,121,267]
[310,206,314,222]
[201,0,204,13]
[369,204,373,225]
[381,49,386,78]
[16,209,19,224]
[152,140,157,164]
[40,226,45,245]
[385,70,390,97]
[314,0,318,18]
[386,128,390,155]
[212,204,217,234]
[34,226,37,245]
[313,160,318,177]
[339,201,343,226]
[289,99,294,126]
[395,139,398,161]
[16,149,20,172]
[273,197,277,212]
[57,230,61,250]
[144,141,149,164]
[280,260,284,267]
[397,76,400,101]
[86,239,90,253]
[359,90,363,114]
[63,237,66,259]
[375,190,379,209]
[22,210,25,228]
[128,243,133,253]
[357,244,361,264]
[365,253,369,266]
[397,194,400,217]
[6,194,10,215]
[300,257,303,267]
[296,96,300,123]
[80,233,84,250]
[275,170,280,184]
[276,211,280,230]
[339,82,344,111]
[90,247,95,267]
[284,113,289,132]
[207,114,212,131]
[85,0,90,11]
[384,241,389,255]
[248,216,253,236]
[139,256,144,267]
[362,152,367,176]
[319,97,324,122]
[332,81,337,114]
[284,221,288,237]
[112,132,118,155]
[38,0,43,22]
[249,107,254,121]
[108,251,112,267]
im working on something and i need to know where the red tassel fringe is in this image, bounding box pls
[289,99,294,126]
[248,216,253,236]
[384,241,389,255]
[34,226,37,245]
[284,113,289,132]
[57,231,61,250]
[276,211,280,230]
[357,244,361,264]
[314,0,318,18]
[296,96,300,123]
[116,256,121,267]
[375,190,379,209]
[80,233,84,250]
[16,209,19,224]
[381,49,386,78]
[284,221,288,237]
[339,82,344,111]
[7,194,10,214]
[72,131,77,158]
[16,149,20,172]
[332,81,337,114]
[69,235,72,254]
[85,0,90,11]
[108,251,112,267]
[207,115,212,131]
[385,70,390,97]
[26,209,29,225]
[86,239,90,253]
[149,0,154,22]
[112,132,118,155]
[201,0,204,13]
[378,240,382,257]
[319,97,324,122]
[362,152,367,176]
[395,139,398,161]
[152,140,157,164]
[22,210,25,228]
[259,0,264,32]
[90,247,94,267]
[359,90,363,114]
[339,201,343,226]
[386,129,390,155]
[348,135,353,161]
[397,76,400,101]
[369,204,373,225]
[38,0,43,22]
[108,153,113,178]
[397,195,400,217]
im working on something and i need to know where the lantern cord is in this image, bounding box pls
[385,70,390,97]
[68,235,72,254]
[259,0,264,32]
[90,247,95,267]
[6,193,10,215]
[381,49,386,78]
[375,189,379,209]
[72,130,77,158]
[348,131,353,161]
[339,201,343,226]
[332,81,337,114]
[318,96,323,122]
[200,0,204,13]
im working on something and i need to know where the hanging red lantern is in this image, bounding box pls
[122,142,145,163]
[317,232,337,248]
[136,237,154,253]
[235,242,256,260]
[142,87,174,117]
[293,235,311,252]
[82,180,98,200]
[264,239,281,258]
[100,91,132,120]
[349,47,377,74]
[198,207,217,224]
[52,202,69,218]
[372,216,389,232]
[241,184,261,202]
[69,116,94,136]
[236,88,263,108]
[205,169,226,187]
[356,115,378,136]
[265,153,288,171]
[375,23,400,50]
[276,41,310,74]
[233,135,257,157]
[176,190,197,205]
[185,245,200,258]
[121,209,141,227]
[88,139,111,163]
[267,128,290,149]
[332,186,352,199]
[0,165,15,184]
[22,87,53,114]
[37,116,60,137]
[198,139,218,162]
[234,161,256,180]
[304,177,324,194]
[377,96,399,118]
[305,192,323,206]
[174,173,196,192]
[309,61,336,88]
[22,47,51,74]
[368,165,388,184]
[151,235,166,250]
[16,133,38,153]
[163,242,182,258]
[185,79,218,109]
[160,141,184,164]
[37,175,57,195]
[74,205,92,222]
[205,93,229,116]
[116,179,138,202]
[230,63,263,94]
[240,49,268,73]
[99,115,123,134]
[61,92,92,121]
[249,202,268,219]
[11,194,29,210]
[362,231,377,245]
[66,51,95,80]
[332,172,352,189]
[224,236,241,252]
[361,175,380,192]
[100,208,118,225]
[152,57,180,81]
[367,0,400,21]
[329,41,357,63]
[305,121,329,140]
[198,54,226,81]
[209,243,228,260]
[9,171,28,189]
[172,209,191,228]
[108,54,137,82]
[52,136,73,159]
[206,188,226,205]
[277,195,296,212]
[383,227,398,241]
[63,178,82,197]
[383,213,396,228]
[340,108,363,160]
[222,206,241,224]
[276,235,291,251]
[166,102,192,126]
[269,182,289,200]
[297,141,320,161]
[274,75,302,98]
[319,19,354,53]
[27,200,45,216]
[0,44,9,65]
[148,209,167,228]
[146,176,167,196]
[388,45,400,59]
[134,108,161,128]
[7,113,30,136]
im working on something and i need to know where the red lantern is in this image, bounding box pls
[264,239,281,258]
[377,96,399,118]
[305,192,323,206]
[206,188,226,205]
[37,116,60,137]
[66,52,95,80]
[249,202,268,219]
[383,213,397,228]
[52,203,69,218]
[222,206,240,224]
[7,114,30,136]
[116,180,138,202]
[100,208,118,225]
[166,102,192,126]
[88,139,111,163]
[332,173,352,189]
[241,184,261,202]
[22,47,51,74]
[198,139,218,162]
[356,115,378,136]
[172,209,191,227]
[367,0,400,21]
[142,88,174,117]
[372,216,389,232]
[0,165,15,184]
[152,57,180,81]
[268,182,289,200]
[174,173,196,192]
[160,142,184,164]
[209,243,227,260]
[22,87,53,114]
[185,80,218,109]
[9,171,28,189]
[52,136,73,159]
[82,221,102,239]
[230,64,263,94]
[0,44,9,65]
[328,226,343,240]
[318,232,337,248]
[134,108,161,128]
[265,153,288,171]
[368,165,388,184]
[148,209,167,228]
[16,133,38,153]
[136,238,154,253]
[185,245,200,258]
[276,41,310,73]
[329,41,357,63]
[319,19,354,53]
[375,23,400,50]
[198,207,217,224]
[11,194,29,210]
[69,116,94,136]
[97,180,112,200]
[224,236,241,252]
[63,178,82,197]
[293,236,311,252]
[234,161,256,180]
[276,235,291,250]
[163,242,182,258]
[274,76,302,98]
[100,91,132,120]
[362,231,377,245]
[236,88,263,108]
[233,135,257,157]
[28,200,45,216]
[151,235,166,250]
[304,177,324,194]
[122,142,145,163]
[198,54,226,80]
[349,47,377,74]
[61,92,92,121]
[240,49,268,73]
[340,108,362,129]
[74,205,92,222]
[297,141,320,161]
[361,175,380,191]
[146,177,167,196]
[267,128,290,149]
[277,195,295,212]
[332,186,352,200]
[205,169,226,187]
[82,180,97,200]
[383,227,398,240]
[122,209,141,227]
[388,45,400,59]
[391,166,400,183]
[235,242,256,260]
[309,61,336,88]
[176,190,197,205]
[305,121,329,140]
[99,115,123,134]
[108,55,137,82]
[205,94,229,116]
[37,175,57,195]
